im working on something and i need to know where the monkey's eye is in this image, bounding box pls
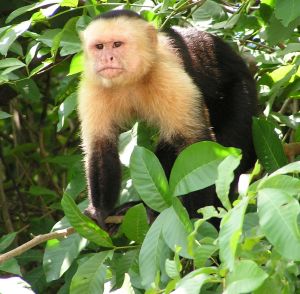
[95,44,104,50]
[113,41,123,48]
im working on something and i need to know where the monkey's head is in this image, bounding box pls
[80,10,158,87]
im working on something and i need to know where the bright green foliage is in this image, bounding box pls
[121,203,149,244]
[1,0,300,293]
[61,194,113,248]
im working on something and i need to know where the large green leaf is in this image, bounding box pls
[0,258,21,276]
[257,188,300,260]
[6,0,61,23]
[0,21,31,56]
[274,0,299,27]
[61,194,113,248]
[219,198,249,270]
[175,267,216,294]
[215,155,241,210]
[225,260,268,294]
[121,203,149,244]
[130,146,170,212]
[258,175,300,197]
[252,118,288,173]
[43,234,88,282]
[111,250,139,289]
[70,251,113,294]
[0,233,17,253]
[270,161,300,176]
[139,211,171,288]
[43,209,88,282]
[169,141,241,197]
[162,206,192,258]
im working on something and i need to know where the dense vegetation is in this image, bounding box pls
[0,0,300,293]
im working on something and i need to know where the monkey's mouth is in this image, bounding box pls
[99,67,124,78]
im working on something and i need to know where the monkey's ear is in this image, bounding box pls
[147,24,158,47]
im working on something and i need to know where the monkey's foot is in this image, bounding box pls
[84,206,107,230]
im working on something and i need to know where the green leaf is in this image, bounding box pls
[61,193,113,248]
[257,188,300,260]
[139,212,171,288]
[37,29,61,47]
[0,21,31,56]
[270,161,300,176]
[25,43,40,65]
[165,259,180,280]
[263,14,300,46]
[112,250,139,289]
[28,186,56,197]
[121,203,149,244]
[61,0,79,7]
[162,207,192,258]
[57,92,77,131]
[15,78,41,101]
[225,260,268,294]
[70,251,113,294]
[169,141,241,197]
[194,243,218,268]
[43,233,88,282]
[130,146,170,212]
[219,198,249,270]
[0,258,21,276]
[6,0,61,23]
[0,111,12,119]
[43,208,88,282]
[69,52,83,75]
[252,118,288,173]
[175,267,216,294]
[216,155,241,210]
[0,58,25,69]
[274,0,299,27]
[172,197,193,233]
[0,233,17,253]
[258,175,300,196]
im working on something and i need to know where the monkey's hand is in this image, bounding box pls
[84,205,108,230]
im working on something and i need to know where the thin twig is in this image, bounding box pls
[0,227,75,264]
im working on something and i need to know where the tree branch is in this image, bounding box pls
[0,227,75,264]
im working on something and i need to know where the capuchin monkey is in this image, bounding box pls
[78,9,257,228]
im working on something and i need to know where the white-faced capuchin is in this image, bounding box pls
[78,9,257,228]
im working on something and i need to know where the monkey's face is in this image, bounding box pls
[81,17,158,87]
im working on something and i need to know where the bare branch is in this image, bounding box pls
[0,227,75,264]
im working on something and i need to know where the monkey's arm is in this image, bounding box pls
[85,139,121,228]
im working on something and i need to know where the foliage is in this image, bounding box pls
[0,0,300,293]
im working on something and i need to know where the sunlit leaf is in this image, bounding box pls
[257,188,300,260]
[70,251,113,294]
[169,142,241,197]
[61,194,113,248]
[224,260,268,294]
[130,146,170,212]
[121,203,149,244]
[219,198,249,270]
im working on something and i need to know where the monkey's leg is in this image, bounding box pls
[85,139,121,228]
[155,139,179,178]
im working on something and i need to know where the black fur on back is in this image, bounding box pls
[165,27,257,172]
[94,9,143,21]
